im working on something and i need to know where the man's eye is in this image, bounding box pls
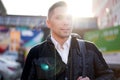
[67,15,72,20]
[56,16,63,20]
[56,15,72,20]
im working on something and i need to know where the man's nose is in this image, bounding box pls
[63,18,70,26]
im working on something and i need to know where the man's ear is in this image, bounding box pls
[46,19,51,29]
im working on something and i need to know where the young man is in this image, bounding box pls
[21,1,115,80]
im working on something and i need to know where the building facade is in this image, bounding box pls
[93,0,120,29]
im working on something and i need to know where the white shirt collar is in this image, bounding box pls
[51,34,71,64]
[51,34,71,50]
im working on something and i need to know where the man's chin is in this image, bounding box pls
[60,34,70,38]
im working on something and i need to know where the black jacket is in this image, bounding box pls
[21,36,115,80]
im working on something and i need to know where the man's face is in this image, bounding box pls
[47,6,73,39]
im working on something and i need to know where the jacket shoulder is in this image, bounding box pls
[27,40,48,57]
[77,39,98,51]
[30,40,47,50]
[85,40,95,47]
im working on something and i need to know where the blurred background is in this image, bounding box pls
[0,0,120,80]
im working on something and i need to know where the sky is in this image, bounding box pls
[2,0,93,17]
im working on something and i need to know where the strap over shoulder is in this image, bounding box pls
[77,39,86,78]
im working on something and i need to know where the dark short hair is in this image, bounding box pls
[48,1,67,19]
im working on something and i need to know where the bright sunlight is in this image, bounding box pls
[66,0,93,18]
[2,0,93,18]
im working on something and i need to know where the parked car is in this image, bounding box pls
[1,51,18,61]
[0,57,22,80]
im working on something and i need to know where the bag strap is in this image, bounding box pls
[77,39,86,78]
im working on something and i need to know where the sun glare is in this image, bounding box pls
[66,0,94,18]
[2,0,93,17]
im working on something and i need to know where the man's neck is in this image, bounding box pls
[51,34,69,46]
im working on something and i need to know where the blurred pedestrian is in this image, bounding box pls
[17,47,25,68]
